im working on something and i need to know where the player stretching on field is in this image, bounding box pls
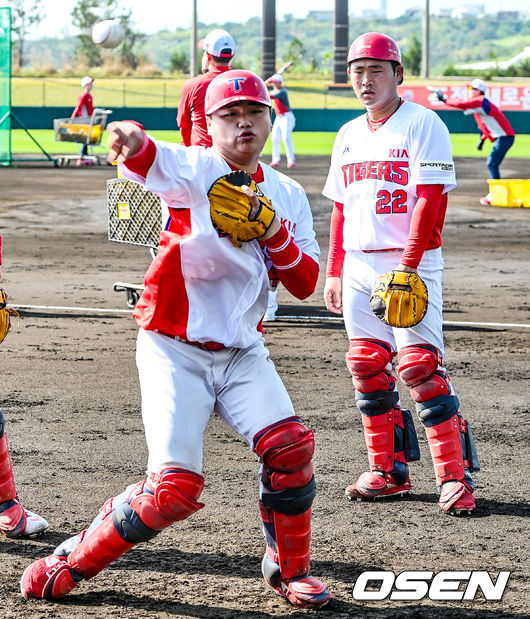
[21,70,331,609]
[323,33,480,515]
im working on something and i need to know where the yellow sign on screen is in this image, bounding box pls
[117,202,131,219]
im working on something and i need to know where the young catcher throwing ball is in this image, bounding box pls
[20,70,331,609]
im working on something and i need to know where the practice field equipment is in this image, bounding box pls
[54,108,112,146]
[107,178,162,249]
[107,178,163,307]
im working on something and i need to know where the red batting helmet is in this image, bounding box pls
[347,32,402,64]
[205,70,271,115]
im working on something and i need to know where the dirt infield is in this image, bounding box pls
[0,156,529,618]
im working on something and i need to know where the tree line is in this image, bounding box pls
[6,0,530,78]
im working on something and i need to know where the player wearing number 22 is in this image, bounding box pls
[323,32,480,515]
[20,70,331,609]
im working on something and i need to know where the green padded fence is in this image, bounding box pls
[0,7,11,165]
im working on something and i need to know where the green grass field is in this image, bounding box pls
[8,129,530,158]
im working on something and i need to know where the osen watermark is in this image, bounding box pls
[352,570,510,601]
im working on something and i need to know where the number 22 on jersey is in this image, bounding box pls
[376,189,408,214]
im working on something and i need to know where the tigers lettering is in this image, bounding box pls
[341,161,409,188]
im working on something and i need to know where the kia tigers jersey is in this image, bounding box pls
[322,100,457,252]
[120,141,319,348]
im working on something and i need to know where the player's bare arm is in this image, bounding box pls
[323,277,342,314]
[106,121,146,163]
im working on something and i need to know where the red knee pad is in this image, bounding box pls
[130,468,205,530]
[346,339,395,392]
[397,345,451,402]
[254,417,315,491]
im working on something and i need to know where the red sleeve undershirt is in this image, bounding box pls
[326,184,445,275]
[326,202,345,278]
[121,123,156,177]
[261,225,319,299]
[401,184,445,269]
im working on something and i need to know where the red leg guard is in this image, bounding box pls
[0,432,27,537]
[0,433,17,502]
[20,469,205,600]
[68,514,136,579]
[70,468,205,579]
[254,418,316,579]
[361,408,395,473]
[274,509,312,580]
[424,415,466,485]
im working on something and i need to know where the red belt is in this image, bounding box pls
[362,248,401,253]
[160,332,226,351]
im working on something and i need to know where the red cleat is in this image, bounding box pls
[261,553,331,608]
[20,554,82,600]
[438,481,475,515]
[345,471,412,500]
[0,500,49,539]
[269,161,280,168]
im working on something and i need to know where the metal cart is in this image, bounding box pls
[107,177,163,307]
[53,108,113,166]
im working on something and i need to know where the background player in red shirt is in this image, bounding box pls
[71,76,95,165]
[177,29,235,147]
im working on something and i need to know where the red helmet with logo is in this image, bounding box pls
[347,32,402,64]
[205,70,271,115]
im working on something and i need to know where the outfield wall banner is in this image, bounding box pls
[399,84,530,111]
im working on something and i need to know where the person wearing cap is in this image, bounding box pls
[267,73,296,169]
[21,69,331,610]
[433,78,516,205]
[71,76,95,165]
[323,32,480,516]
[176,29,236,147]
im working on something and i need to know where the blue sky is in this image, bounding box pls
[28,0,530,39]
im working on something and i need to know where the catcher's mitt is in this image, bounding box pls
[369,270,428,328]
[0,288,20,344]
[426,87,447,103]
[208,170,275,247]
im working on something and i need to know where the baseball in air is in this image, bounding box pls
[91,20,124,48]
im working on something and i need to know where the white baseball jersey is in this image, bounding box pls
[121,141,319,349]
[323,101,456,252]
